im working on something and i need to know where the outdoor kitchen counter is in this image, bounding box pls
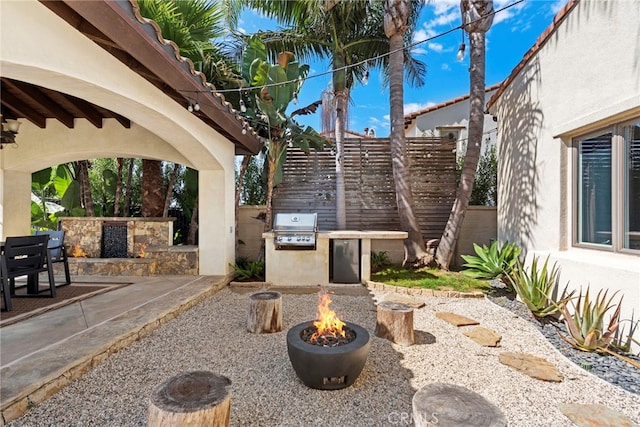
[262,230,407,286]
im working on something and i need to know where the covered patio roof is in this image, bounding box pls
[1,0,263,156]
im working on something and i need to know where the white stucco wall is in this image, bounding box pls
[490,0,640,350]
[405,88,498,158]
[0,1,240,276]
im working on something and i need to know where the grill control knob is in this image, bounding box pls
[287,236,292,242]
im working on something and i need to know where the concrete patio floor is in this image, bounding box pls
[0,275,227,424]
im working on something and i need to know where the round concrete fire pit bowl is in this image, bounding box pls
[286,321,370,390]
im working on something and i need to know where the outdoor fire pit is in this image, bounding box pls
[286,289,370,390]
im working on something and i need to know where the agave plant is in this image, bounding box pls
[558,287,622,352]
[461,240,521,280]
[506,256,573,318]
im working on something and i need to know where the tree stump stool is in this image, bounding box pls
[412,383,506,427]
[375,301,414,346]
[148,371,231,427]
[247,291,283,333]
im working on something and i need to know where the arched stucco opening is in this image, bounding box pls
[1,1,245,276]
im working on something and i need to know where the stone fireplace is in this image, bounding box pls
[61,217,174,258]
[58,217,198,276]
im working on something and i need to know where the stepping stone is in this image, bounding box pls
[435,312,480,327]
[412,382,506,427]
[499,352,563,382]
[383,295,426,309]
[558,403,636,427]
[463,327,502,347]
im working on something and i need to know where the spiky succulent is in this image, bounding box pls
[461,240,521,280]
[506,256,572,318]
[558,287,622,352]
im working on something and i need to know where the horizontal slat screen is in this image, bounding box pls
[272,137,456,239]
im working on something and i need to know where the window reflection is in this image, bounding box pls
[578,133,612,245]
[624,122,640,249]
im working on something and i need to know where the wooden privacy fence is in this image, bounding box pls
[273,137,457,240]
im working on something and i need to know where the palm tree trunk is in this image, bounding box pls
[333,53,348,230]
[385,0,427,264]
[124,159,134,216]
[163,163,180,217]
[334,90,347,230]
[187,192,199,245]
[142,159,164,217]
[436,30,488,269]
[79,160,95,216]
[264,146,281,234]
[114,158,123,216]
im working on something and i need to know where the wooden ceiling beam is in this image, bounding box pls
[1,91,47,128]
[62,96,103,129]
[110,112,132,129]
[4,79,75,128]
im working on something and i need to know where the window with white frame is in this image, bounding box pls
[575,118,640,252]
[437,127,462,141]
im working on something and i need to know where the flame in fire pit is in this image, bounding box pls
[310,289,346,341]
[71,245,87,258]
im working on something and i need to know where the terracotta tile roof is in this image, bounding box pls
[128,1,264,152]
[41,0,264,155]
[486,0,579,110]
[404,82,502,128]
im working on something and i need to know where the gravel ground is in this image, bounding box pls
[9,286,640,426]
[488,290,640,396]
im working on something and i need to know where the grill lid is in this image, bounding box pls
[273,213,318,232]
[273,213,318,248]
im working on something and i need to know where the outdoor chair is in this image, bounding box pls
[1,255,12,311]
[35,230,71,286]
[1,235,56,306]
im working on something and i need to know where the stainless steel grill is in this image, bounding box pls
[273,213,318,250]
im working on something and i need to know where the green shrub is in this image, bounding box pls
[558,287,622,352]
[230,258,265,281]
[461,240,521,280]
[506,256,572,318]
[371,251,391,272]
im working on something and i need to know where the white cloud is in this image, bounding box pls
[441,63,451,71]
[428,42,443,53]
[404,102,435,115]
[430,0,459,17]
[413,47,428,56]
[369,116,390,129]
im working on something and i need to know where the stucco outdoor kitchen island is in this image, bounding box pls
[262,230,408,286]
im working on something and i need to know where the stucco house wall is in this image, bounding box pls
[404,86,499,159]
[488,0,640,351]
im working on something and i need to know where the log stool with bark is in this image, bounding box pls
[375,301,414,346]
[148,371,231,427]
[247,290,283,333]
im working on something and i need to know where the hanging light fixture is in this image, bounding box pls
[456,29,466,61]
[1,117,22,149]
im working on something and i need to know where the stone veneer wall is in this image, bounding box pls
[57,218,198,276]
[60,217,175,258]
[60,246,198,276]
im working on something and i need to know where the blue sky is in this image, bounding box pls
[237,0,569,136]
